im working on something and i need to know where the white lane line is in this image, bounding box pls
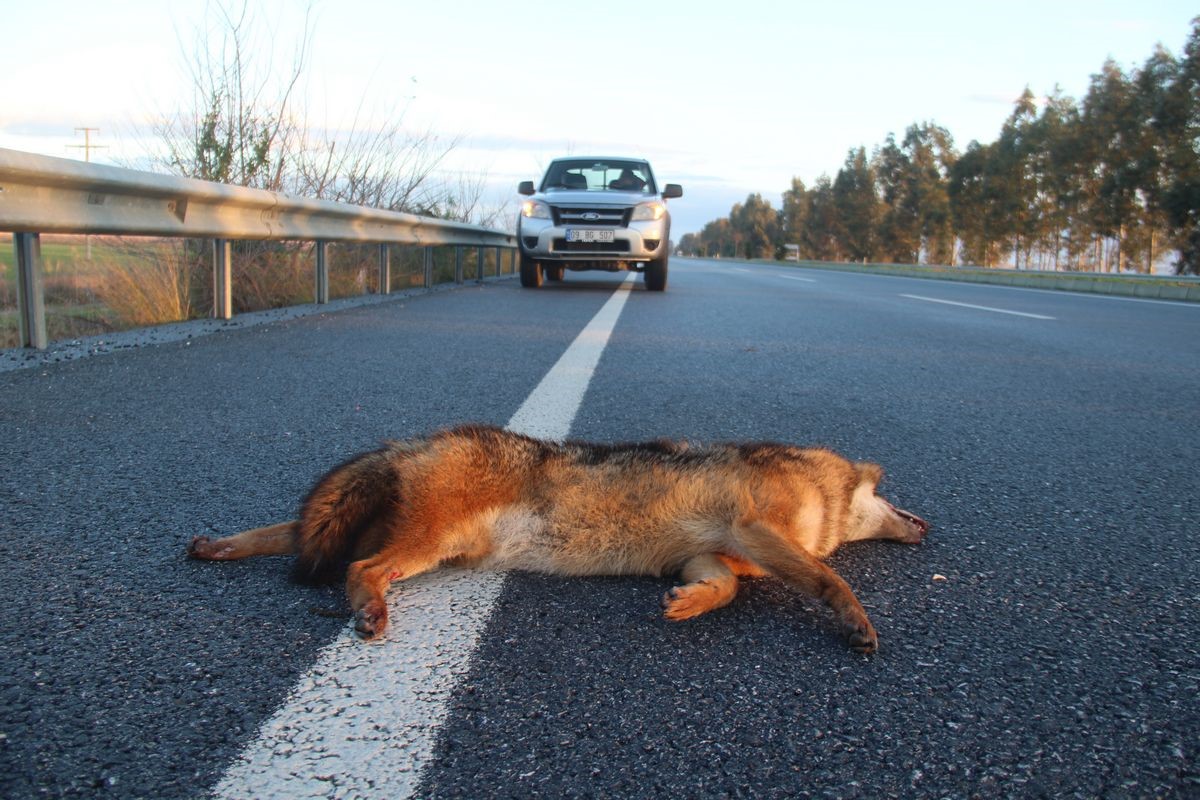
[900,294,1055,320]
[777,275,816,283]
[506,274,635,439]
[213,274,637,800]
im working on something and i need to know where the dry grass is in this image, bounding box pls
[232,243,313,312]
[1,235,488,349]
[93,244,196,326]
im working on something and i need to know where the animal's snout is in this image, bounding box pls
[882,499,929,542]
[896,505,929,535]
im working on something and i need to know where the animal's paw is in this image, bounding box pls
[845,618,878,654]
[187,535,232,560]
[661,582,718,621]
[353,601,388,639]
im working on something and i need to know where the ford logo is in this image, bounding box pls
[581,212,601,221]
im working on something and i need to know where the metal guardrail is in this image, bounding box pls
[0,147,517,349]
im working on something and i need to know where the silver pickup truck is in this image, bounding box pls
[516,157,683,291]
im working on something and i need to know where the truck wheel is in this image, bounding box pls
[519,251,543,288]
[644,256,668,291]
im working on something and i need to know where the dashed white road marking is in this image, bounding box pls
[213,274,637,800]
[729,267,816,283]
[900,294,1055,320]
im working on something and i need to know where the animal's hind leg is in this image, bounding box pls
[188,521,298,561]
[733,516,878,653]
[662,553,740,621]
[345,526,454,639]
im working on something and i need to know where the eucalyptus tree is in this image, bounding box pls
[700,217,735,258]
[832,147,880,262]
[730,193,781,259]
[780,177,814,259]
[994,88,1041,268]
[948,142,992,266]
[874,133,919,263]
[903,122,956,265]
[1133,45,1180,272]
[803,176,841,261]
[1032,88,1086,269]
[677,232,701,257]
[1080,60,1144,271]
[1159,18,1200,274]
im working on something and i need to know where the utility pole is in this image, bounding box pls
[67,127,107,162]
[67,127,108,259]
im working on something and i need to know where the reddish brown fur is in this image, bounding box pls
[187,424,928,652]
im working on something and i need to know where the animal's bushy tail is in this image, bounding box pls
[291,448,397,584]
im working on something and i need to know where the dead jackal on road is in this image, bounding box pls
[188,425,928,653]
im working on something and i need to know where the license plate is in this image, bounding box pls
[566,229,614,243]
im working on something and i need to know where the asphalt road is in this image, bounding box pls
[1,258,1197,798]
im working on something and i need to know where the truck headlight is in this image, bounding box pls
[521,200,551,219]
[631,201,666,221]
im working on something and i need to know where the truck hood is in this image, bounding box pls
[536,189,651,206]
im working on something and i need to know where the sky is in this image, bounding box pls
[0,0,1195,236]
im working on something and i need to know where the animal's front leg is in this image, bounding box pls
[345,541,446,639]
[662,553,740,620]
[733,516,878,653]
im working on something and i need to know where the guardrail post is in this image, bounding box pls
[14,232,47,349]
[378,243,391,295]
[423,246,433,288]
[455,246,464,284]
[315,240,329,304]
[212,239,232,320]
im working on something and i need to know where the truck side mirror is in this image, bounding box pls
[518,181,536,196]
[662,184,683,199]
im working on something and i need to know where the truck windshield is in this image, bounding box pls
[541,160,656,194]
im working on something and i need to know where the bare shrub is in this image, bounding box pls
[151,1,487,220]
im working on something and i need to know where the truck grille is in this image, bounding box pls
[552,207,631,227]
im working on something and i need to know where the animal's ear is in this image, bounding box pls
[854,461,884,489]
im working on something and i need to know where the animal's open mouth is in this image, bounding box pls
[884,500,930,535]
